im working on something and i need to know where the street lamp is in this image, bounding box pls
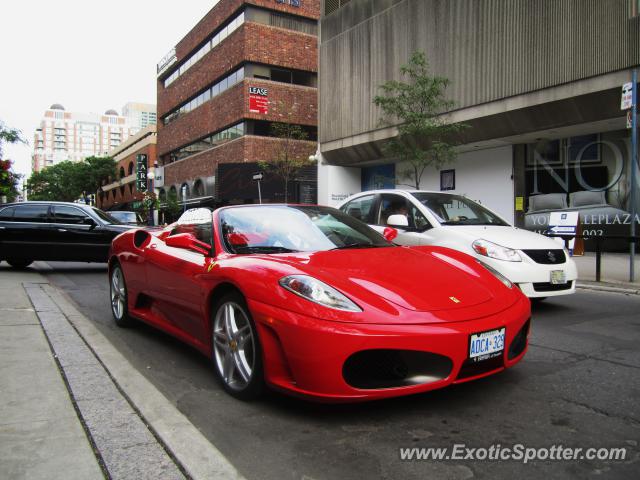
[147,170,155,226]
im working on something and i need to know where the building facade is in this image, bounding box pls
[156,0,319,207]
[97,125,157,211]
[32,104,140,172]
[122,102,158,129]
[318,0,640,246]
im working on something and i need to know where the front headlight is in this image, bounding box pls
[279,275,362,312]
[476,260,514,289]
[472,239,522,262]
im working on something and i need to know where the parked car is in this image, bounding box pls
[108,205,530,402]
[339,190,578,299]
[108,210,139,226]
[0,201,134,268]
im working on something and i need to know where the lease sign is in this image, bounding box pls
[249,87,268,114]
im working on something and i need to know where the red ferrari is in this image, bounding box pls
[108,205,530,402]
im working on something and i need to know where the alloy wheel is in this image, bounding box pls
[213,301,256,391]
[110,267,126,320]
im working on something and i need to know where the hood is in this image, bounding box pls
[440,225,564,250]
[104,223,137,232]
[272,246,497,313]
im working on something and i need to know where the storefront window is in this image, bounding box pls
[522,129,637,250]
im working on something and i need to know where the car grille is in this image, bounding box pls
[342,349,453,389]
[456,355,504,380]
[522,249,566,264]
[532,281,573,292]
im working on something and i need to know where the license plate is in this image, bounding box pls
[469,328,505,362]
[550,270,567,284]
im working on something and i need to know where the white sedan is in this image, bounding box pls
[338,189,577,299]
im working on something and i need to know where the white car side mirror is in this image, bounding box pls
[387,214,409,229]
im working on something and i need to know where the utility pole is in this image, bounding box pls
[631,70,638,282]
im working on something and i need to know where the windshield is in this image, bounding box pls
[411,193,509,226]
[219,205,393,254]
[92,207,121,225]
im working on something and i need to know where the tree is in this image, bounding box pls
[0,121,26,202]
[26,156,115,202]
[373,51,467,189]
[161,190,182,224]
[259,102,314,202]
[27,161,84,201]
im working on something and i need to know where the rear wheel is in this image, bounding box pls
[7,259,33,269]
[212,292,263,400]
[110,263,132,327]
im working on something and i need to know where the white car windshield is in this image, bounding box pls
[411,193,509,226]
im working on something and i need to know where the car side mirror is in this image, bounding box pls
[387,214,409,229]
[165,233,211,255]
[83,217,97,229]
[383,227,398,242]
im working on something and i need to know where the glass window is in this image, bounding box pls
[411,192,508,226]
[220,205,391,254]
[0,206,15,219]
[377,194,414,227]
[13,204,50,223]
[341,194,375,224]
[53,205,90,224]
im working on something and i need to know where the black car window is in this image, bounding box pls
[341,194,375,223]
[377,194,415,227]
[53,205,90,224]
[0,207,15,220]
[13,204,50,223]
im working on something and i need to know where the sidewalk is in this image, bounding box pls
[0,266,244,480]
[573,252,640,294]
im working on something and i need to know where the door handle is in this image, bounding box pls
[57,228,67,232]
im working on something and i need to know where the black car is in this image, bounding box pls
[0,201,134,268]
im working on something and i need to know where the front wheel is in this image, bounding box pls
[212,292,264,400]
[110,263,133,327]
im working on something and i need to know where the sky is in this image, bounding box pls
[0,0,213,179]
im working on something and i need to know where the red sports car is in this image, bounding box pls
[108,205,530,402]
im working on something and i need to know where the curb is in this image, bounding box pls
[576,281,640,295]
[38,282,245,480]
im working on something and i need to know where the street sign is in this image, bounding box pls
[621,82,633,110]
[549,211,582,255]
[252,172,263,181]
[136,154,148,192]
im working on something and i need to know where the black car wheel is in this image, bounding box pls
[110,263,133,327]
[7,259,33,269]
[212,292,264,400]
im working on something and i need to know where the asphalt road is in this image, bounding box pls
[35,261,640,480]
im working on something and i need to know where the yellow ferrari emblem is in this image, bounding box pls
[449,296,461,303]
[207,262,216,272]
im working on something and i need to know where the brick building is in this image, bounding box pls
[97,126,157,211]
[156,0,319,207]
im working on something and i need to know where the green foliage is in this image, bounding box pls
[0,121,26,201]
[0,121,26,159]
[259,103,312,202]
[0,160,22,202]
[373,51,467,189]
[27,156,115,202]
[161,190,182,223]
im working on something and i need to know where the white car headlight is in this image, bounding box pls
[476,261,514,289]
[279,275,362,312]
[472,239,522,262]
